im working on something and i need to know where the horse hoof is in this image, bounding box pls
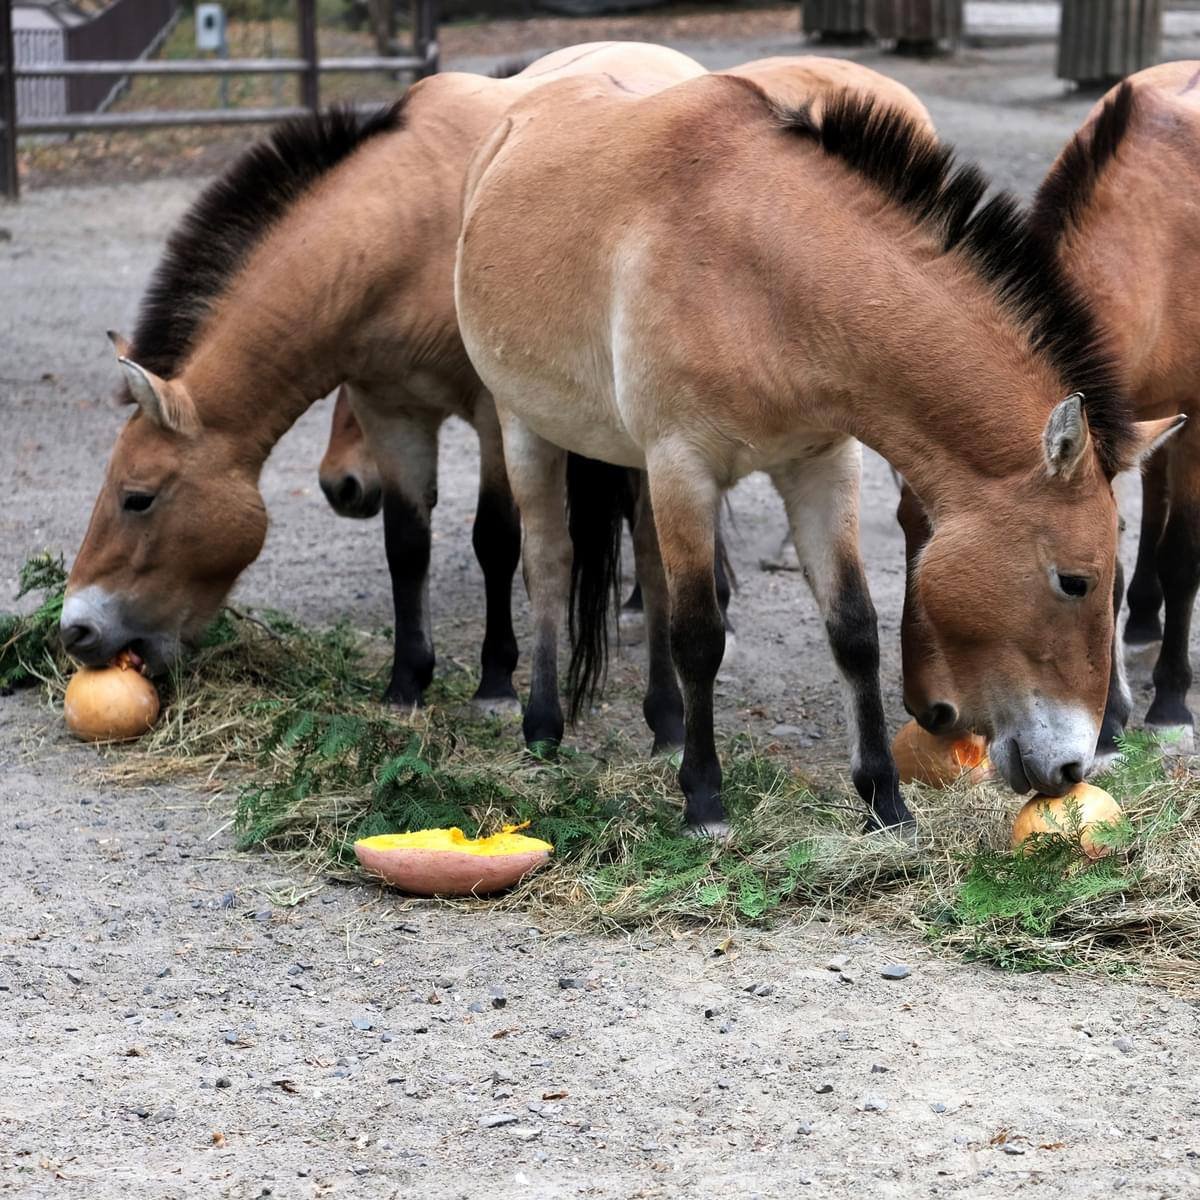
[1145,723,1195,756]
[472,695,522,720]
[865,818,918,845]
[683,819,732,841]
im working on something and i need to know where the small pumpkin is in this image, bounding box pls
[64,651,159,742]
[1011,783,1123,859]
[354,823,553,896]
[891,719,990,786]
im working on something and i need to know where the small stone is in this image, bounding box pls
[744,982,774,997]
[352,1167,370,1176]
[813,1083,834,1095]
[218,892,237,909]
[215,1076,232,1089]
[558,977,583,990]
[380,1032,393,1044]
[223,1031,239,1045]
[930,1102,948,1114]
[297,1168,310,1178]
[468,1002,487,1013]
[859,1095,888,1113]
[881,964,912,980]
[870,1063,890,1074]
[489,986,507,1009]
[547,1028,569,1040]
[838,971,856,985]
[480,1113,520,1129]
[151,1105,176,1123]
[511,1127,542,1142]
[770,724,802,738]
[65,970,85,985]
[329,1067,350,1079]
[156,967,172,979]
[796,1121,815,1136]
[351,1015,373,1031]
[1113,1035,1135,1054]
[1001,1144,1026,1156]
[286,964,303,977]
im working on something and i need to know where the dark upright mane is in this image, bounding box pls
[129,101,406,379]
[1030,82,1137,243]
[775,93,1132,477]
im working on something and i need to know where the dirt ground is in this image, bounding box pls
[3,31,1200,1200]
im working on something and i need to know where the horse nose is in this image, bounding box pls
[918,702,959,736]
[1061,759,1085,786]
[61,621,100,657]
[321,475,362,514]
[1029,757,1086,796]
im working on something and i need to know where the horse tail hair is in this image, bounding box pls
[565,453,629,723]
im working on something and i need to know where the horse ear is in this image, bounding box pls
[1121,414,1188,471]
[106,330,133,360]
[117,357,199,435]
[1043,392,1091,480]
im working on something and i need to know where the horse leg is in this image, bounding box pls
[770,443,910,832]
[500,417,570,750]
[374,411,441,707]
[645,447,726,834]
[470,400,521,712]
[630,482,685,754]
[1125,451,1169,652]
[620,471,645,629]
[1144,439,1200,752]
[1095,555,1133,768]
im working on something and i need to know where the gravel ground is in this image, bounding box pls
[3,31,1200,1200]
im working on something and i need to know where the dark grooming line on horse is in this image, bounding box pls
[900,64,1196,761]
[59,44,707,720]
[457,68,1179,834]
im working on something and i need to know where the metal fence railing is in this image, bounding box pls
[0,0,439,200]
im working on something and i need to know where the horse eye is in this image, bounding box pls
[123,492,156,513]
[1057,573,1090,598]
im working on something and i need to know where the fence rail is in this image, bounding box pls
[0,0,439,200]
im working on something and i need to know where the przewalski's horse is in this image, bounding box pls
[59,43,707,709]
[311,56,932,755]
[899,65,1196,762]
[456,72,1178,834]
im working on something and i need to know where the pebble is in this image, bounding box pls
[223,1031,239,1045]
[480,1113,520,1129]
[881,964,912,980]
[813,1083,834,1095]
[468,1002,487,1014]
[547,1028,569,1040]
[151,1105,176,1124]
[380,1032,393,1044]
[930,1102,948,1114]
[870,1063,890,1074]
[859,1095,888,1113]
[286,964,304,977]
[489,986,507,1010]
[838,971,856,985]
[1001,1144,1026,1156]
[511,1127,542,1142]
[1113,1036,1135,1054]
[796,1121,815,1136]
[351,1015,373,1031]
[215,1077,232,1089]
[825,955,850,973]
[65,970,85,985]
[218,892,237,909]
[156,967,172,979]
[745,983,774,997]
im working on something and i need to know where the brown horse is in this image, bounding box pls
[314,55,933,752]
[456,71,1180,833]
[60,43,706,711]
[901,63,1199,760]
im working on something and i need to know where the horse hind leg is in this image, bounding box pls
[1125,450,1169,657]
[1144,435,1200,754]
[470,400,521,715]
[770,444,911,833]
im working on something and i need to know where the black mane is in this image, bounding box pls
[1030,82,1137,243]
[776,94,1132,477]
[129,101,406,378]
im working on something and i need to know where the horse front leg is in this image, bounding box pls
[499,416,570,751]
[1145,437,1200,752]
[1095,555,1133,768]
[771,442,910,832]
[645,446,726,834]
[356,403,441,707]
[470,398,521,713]
[1125,450,1169,652]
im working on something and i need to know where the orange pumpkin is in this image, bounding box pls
[1011,783,1123,859]
[64,652,159,742]
[891,719,990,786]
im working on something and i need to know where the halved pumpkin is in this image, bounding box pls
[354,824,553,896]
[891,719,990,787]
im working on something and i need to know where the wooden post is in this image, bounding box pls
[873,0,963,54]
[296,0,319,113]
[413,0,438,78]
[0,0,19,200]
[1058,0,1162,87]
[801,0,875,43]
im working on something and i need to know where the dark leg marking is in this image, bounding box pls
[382,490,434,707]
[1145,500,1200,732]
[1125,454,1168,647]
[828,563,910,831]
[472,486,521,702]
[671,571,726,829]
[1097,557,1132,760]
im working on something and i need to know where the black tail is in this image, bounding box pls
[566,455,631,723]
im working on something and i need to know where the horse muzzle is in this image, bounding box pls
[60,586,181,675]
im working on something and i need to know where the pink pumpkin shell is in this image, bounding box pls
[353,827,553,897]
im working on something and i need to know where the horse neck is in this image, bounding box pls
[779,245,1066,517]
[178,126,472,466]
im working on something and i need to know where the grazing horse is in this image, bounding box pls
[313,55,933,754]
[455,71,1179,833]
[59,43,707,709]
[900,64,1197,760]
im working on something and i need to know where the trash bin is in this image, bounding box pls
[802,0,875,43]
[1058,0,1162,87]
[873,0,963,54]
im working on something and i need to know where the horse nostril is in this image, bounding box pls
[61,622,99,653]
[920,702,959,735]
[1061,760,1085,786]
